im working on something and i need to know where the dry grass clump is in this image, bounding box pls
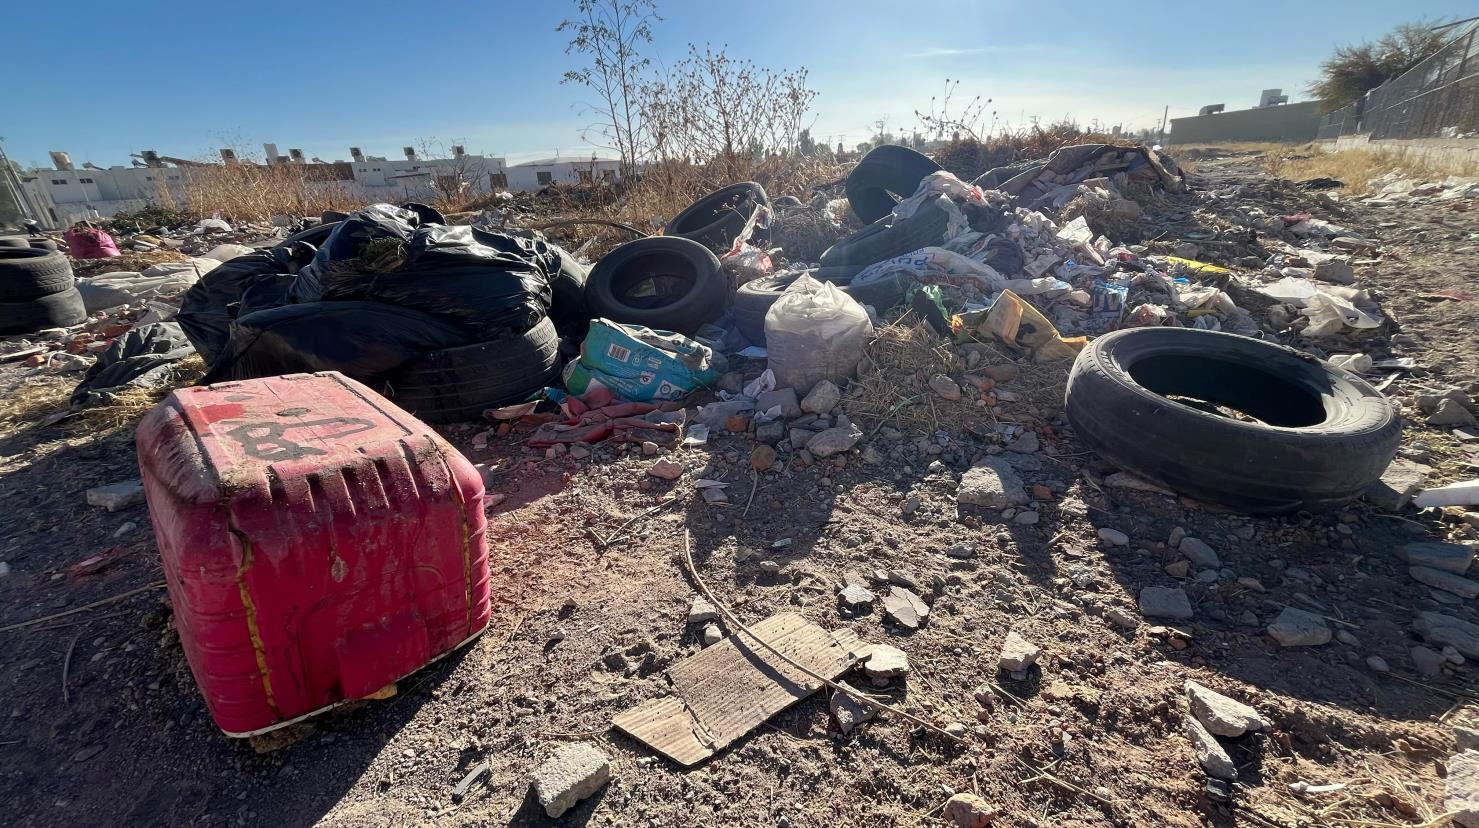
[848,317,980,437]
[0,354,206,436]
[178,163,365,223]
[1262,146,1472,193]
[69,249,188,278]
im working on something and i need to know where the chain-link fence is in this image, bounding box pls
[1317,20,1478,140]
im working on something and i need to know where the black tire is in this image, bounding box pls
[387,316,561,423]
[0,248,76,301]
[815,195,952,283]
[549,255,590,336]
[29,238,59,251]
[846,145,941,223]
[732,271,902,346]
[663,182,770,252]
[1065,328,1402,514]
[0,236,30,249]
[0,287,88,334]
[586,237,725,335]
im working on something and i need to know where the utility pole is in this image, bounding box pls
[1157,105,1169,146]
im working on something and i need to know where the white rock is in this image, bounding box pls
[1447,749,1479,828]
[1186,717,1237,780]
[1185,680,1267,737]
[998,630,1040,672]
[1098,527,1130,546]
[86,480,146,512]
[1267,607,1331,647]
[646,459,683,480]
[800,380,841,415]
[864,644,909,684]
[531,743,611,818]
[687,596,719,624]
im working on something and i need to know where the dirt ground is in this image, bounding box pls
[2,151,1477,828]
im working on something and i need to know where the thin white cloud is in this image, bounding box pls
[907,47,988,58]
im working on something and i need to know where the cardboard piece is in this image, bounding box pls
[612,612,866,765]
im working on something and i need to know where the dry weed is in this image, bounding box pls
[1263,146,1473,193]
[181,164,365,223]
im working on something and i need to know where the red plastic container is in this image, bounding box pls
[136,371,490,736]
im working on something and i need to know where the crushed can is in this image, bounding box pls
[136,371,490,736]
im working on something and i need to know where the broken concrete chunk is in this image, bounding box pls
[1409,566,1479,598]
[800,380,841,415]
[830,682,876,735]
[1447,749,1479,828]
[755,387,801,420]
[1399,541,1475,574]
[1267,607,1331,647]
[1139,586,1193,620]
[838,584,876,614]
[1416,611,1479,659]
[863,644,909,685]
[86,480,146,512]
[998,630,1040,672]
[1186,717,1238,781]
[958,459,1028,508]
[687,597,719,625]
[1185,680,1267,737]
[531,742,611,818]
[1365,458,1430,511]
[882,586,929,630]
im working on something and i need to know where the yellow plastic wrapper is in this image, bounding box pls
[1164,256,1231,275]
[953,290,1086,363]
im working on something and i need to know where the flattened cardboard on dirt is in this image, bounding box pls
[612,612,866,765]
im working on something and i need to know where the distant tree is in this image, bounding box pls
[1308,21,1447,110]
[797,128,818,157]
[558,0,659,178]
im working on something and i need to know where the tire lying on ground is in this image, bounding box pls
[814,194,952,284]
[29,238,59,251]
[663,182,769,252]
[387,316,561,423]
[0,248,76,301]
[586,236,725,334]
[0,236,32,249]
[0,287,88,334]
[1065,327,1402,515]
[846,144,942,223]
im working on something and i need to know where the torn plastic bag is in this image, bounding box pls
[765,274,873,395]
[292,224,554,338]
[63,225,121,259]
[202,302,470,384]
[1301,292,1382,337]
[70,322,195,407]
[563,319,720,402]
[851,246,1008,293]
[288,203,422,302]
[176,248,307,364]
[956,289,1085,362]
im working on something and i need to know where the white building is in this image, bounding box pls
[506,156,622,191]
[19,144,624,228]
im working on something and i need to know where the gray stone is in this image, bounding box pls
[945,542,977,559]
[998,630,1040,672]
[957,459,1028,508]
[756,420,786,445]
[1410,566,1479,598]
[838,584,875,613]
[864,644,909,684]
[1014,510,1040,525]
[758,560,783,577]
[944,793,997,828]
[1139,586,1194,620]
[1411,645,1446,677]
[1430,398,1479,428]
[882,587,929,630]
[1105,606,1140,630]
[1313,258,1355,285]
[1185,680,1267,737]
[688,596,719,624]
[755,388,801,419]
[1400,541,1475,574]
[800,380,841,415]
[86,480,145,512]
[887,570,919,589]
[700,486,729,504]
[929,374,962,401]
[1365,458,1431,511]
[1104,472,1176,495]
[1186,717,1237,780]
[1335,629,1359,646]
[1178,537,1221,569]
[641,441,660,456]
[830,682,876,735]
[1457,726,1479,752]
[789,428,818,449]
[1005,431,1039,453]
[702,624,723,647]
[1448,749,1479,828]
[1267,607,1331,647]
[1366,655,1390,672]
[806,426,861,459]
[531,742,611,818]
[646,459,683,480]
[1098,528,1130,546]
[1416,612,1479,658]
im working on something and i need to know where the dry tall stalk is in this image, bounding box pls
[181,163,364,223]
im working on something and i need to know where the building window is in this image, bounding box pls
[489,172,508,189]
[372,167,381,172]
[51,179,66,185]
[146,176,154,180]
[536,171,553,185]
[79,177,94,184]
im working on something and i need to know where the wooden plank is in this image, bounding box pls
[611,612,866,766]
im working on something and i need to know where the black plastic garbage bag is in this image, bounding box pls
[176,247,308,364]
[202,301,472,385]
[288,203,422,303]
[71,322,195,407]
[290,224,555,339]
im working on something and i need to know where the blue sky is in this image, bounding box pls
[5,0,1473,169]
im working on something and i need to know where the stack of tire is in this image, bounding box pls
[0,248,87,334]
